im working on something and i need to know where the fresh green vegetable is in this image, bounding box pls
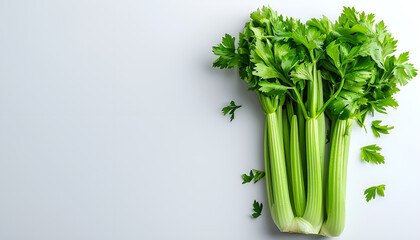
[361,144,385,164]
[222,101,242,121]
[212,5,416,237]
[252,200,263,218]
[364,184,386,202]
[371,120,394,137]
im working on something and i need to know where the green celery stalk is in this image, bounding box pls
[300,60,324,233]
[264,118,278,225]
[258,93,294,231]
[290,115,306,217]
[282,104,295,214]
[316,70,326,218]
[296,103,307,190]
[302,118,323,232]
[320,119,354,237]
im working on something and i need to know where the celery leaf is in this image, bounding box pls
[252,200,263,218]
[242,170,254,184]
[364,184,386,202]
[252,169,265,183]
[222,101,242,121]
[361,144,385,164]
[242,169,265,184]
[212,34,241,69]
[371,120,393,137]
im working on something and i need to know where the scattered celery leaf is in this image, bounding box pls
[364,184,386,202]
[252,169,266,183]
[252,200,263,218]
[222,101,242,121]
[242,170,254,184]
[361,144,385,164]
[371,120,394,137]
[212,34,240,69]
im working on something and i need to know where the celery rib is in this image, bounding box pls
[290,115,306,217]
[320,119,354,237]
[266,112,294,231]
[302,118,323,232]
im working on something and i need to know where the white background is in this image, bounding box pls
[1,0,419,239]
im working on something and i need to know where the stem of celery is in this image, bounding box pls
[302,118,323,232]
[316,70,326,219]
[267,111,294,231]
[290,115,306,217]
[296,104,307,190]
[281,105,295,215]
[320,119,354,237]
[258,92,294,231]
[264,117,278,226]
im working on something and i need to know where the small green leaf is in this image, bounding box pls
[222,101,242,121]
[253,62,283,79]
[212,34,241,69]
[328,91,363,120]
[291,62,314,81]
[364,184,386,202]
[242,170,254,184]
[361,144,385,164]
[252,200,263,218]
[252,169,265,183]
[369,97,399,115]
[326,41,340,68]
[258,81,291,96]
[371,120,394,138]
[249,26,265,39]
[394,52,418,86]
[242,169,265,184]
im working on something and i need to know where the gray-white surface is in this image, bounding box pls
[1,0,419,239]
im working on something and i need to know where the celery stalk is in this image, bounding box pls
[320,119,354,237]
[302,118,323,232]
[290,115,306,217]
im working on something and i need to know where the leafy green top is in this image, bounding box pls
[213,6,324,115]
[213,6,416,119]
[322,8,417,121]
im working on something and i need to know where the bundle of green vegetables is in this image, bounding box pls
[212,6,416,236]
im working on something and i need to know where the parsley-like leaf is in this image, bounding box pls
[252,169,265,183]
[258,81,291,96]
[252,200,263,218]
[369,97,399,115]
[222,101,242,121]
[242,169,265,184]
[361,144,385,164]
[212,34,241,69]
[242,170,254,184]
[251,40,286,80]
[291,62,314,81]
[364,184,386,202]
[328,91,363,120]
[394,52,418,86]
[371,120,394,137]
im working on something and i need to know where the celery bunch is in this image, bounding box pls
[212,6,416,236]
